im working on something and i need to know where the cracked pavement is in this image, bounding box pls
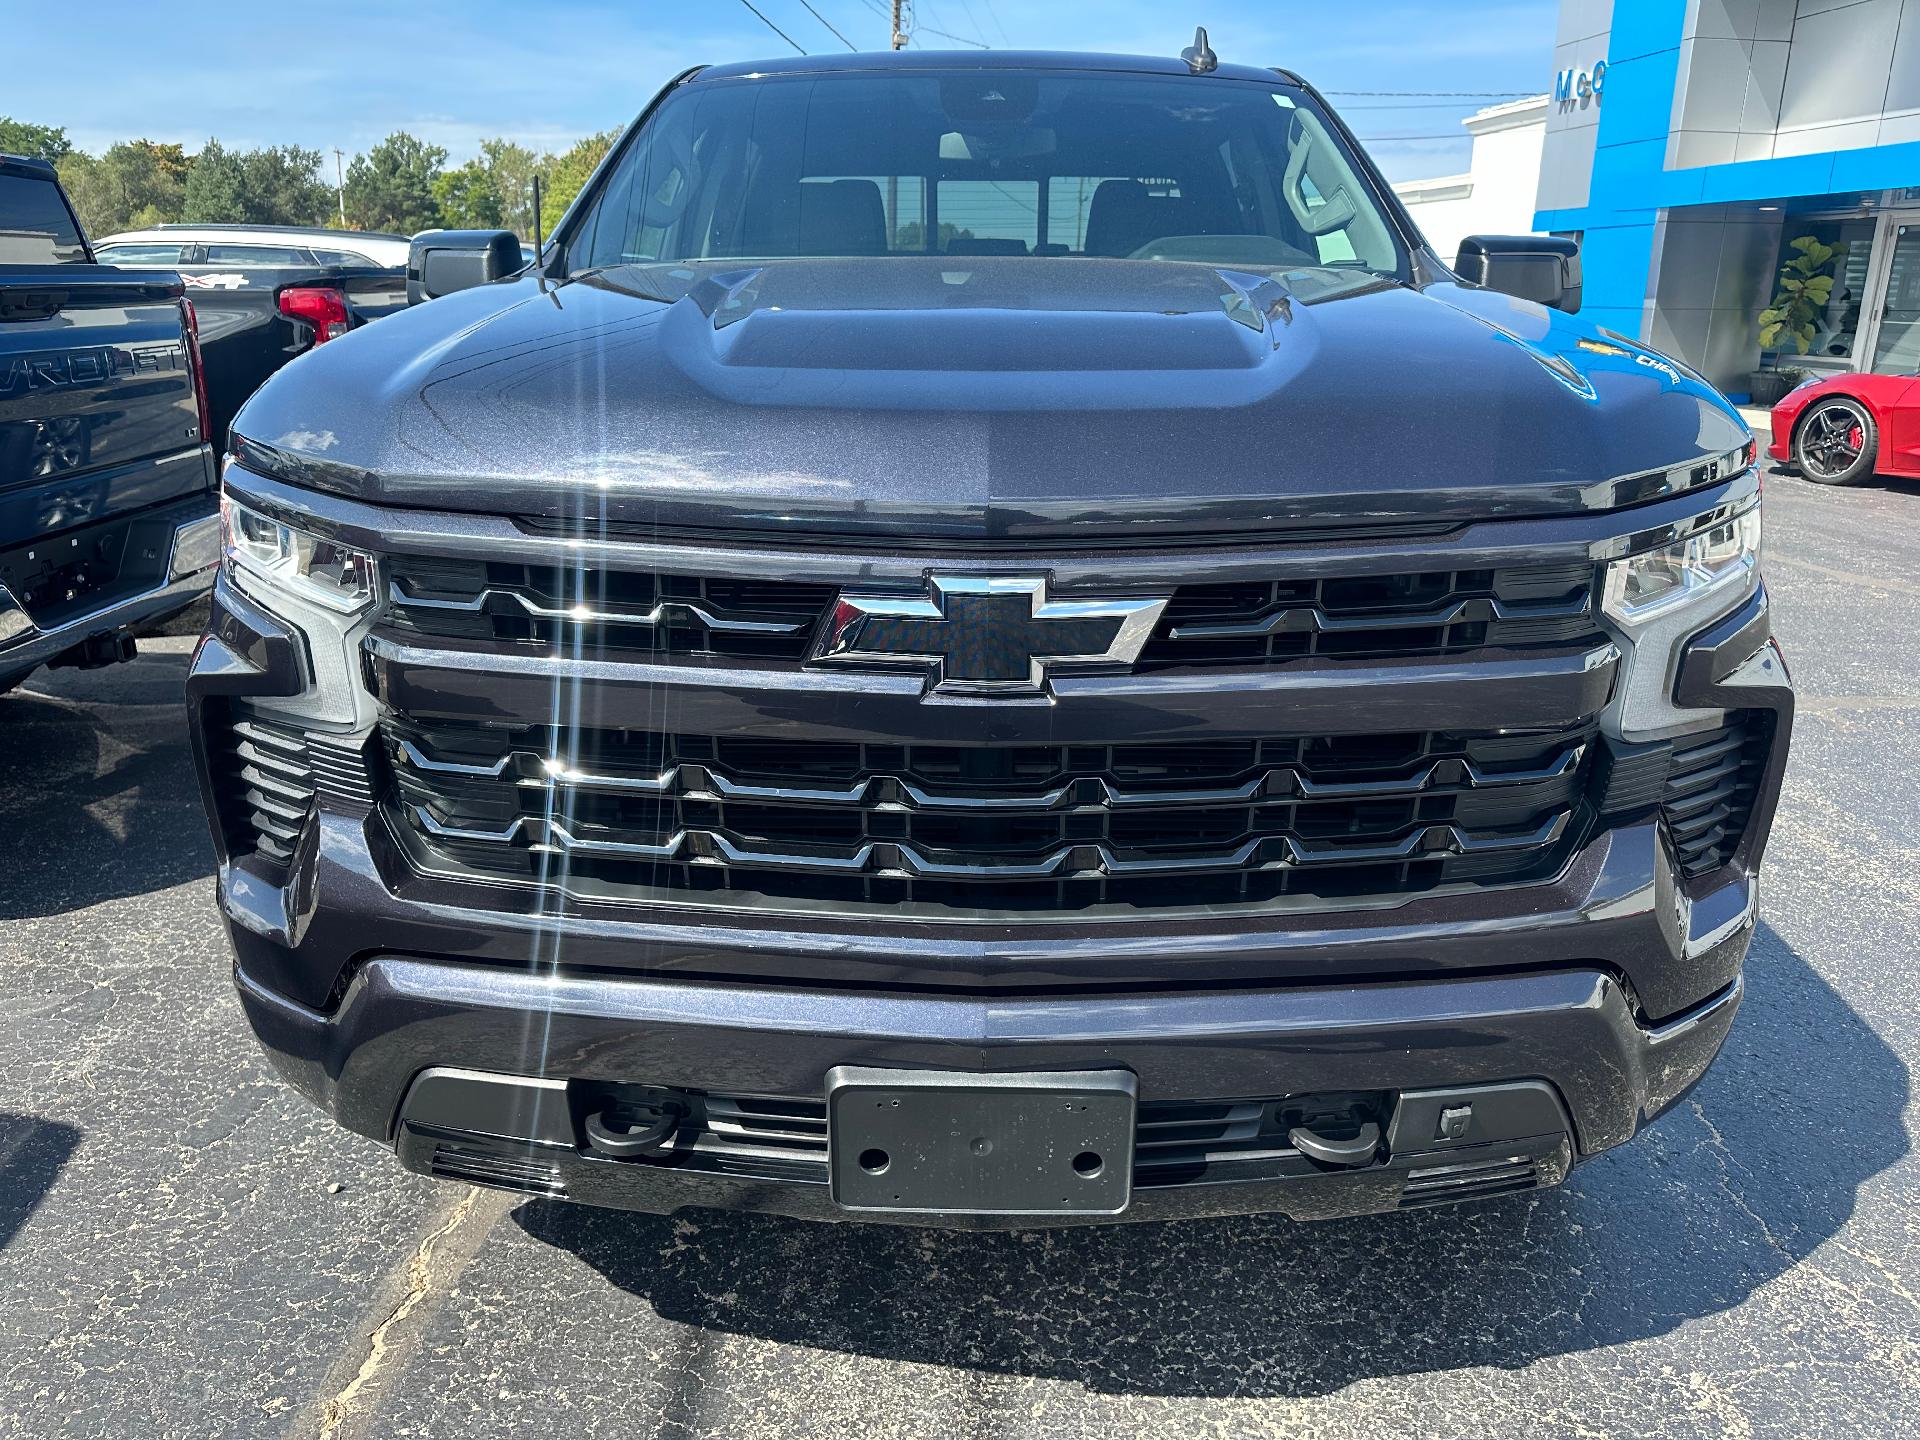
[2,461,1916,1439]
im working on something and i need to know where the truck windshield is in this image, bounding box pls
[565,69,1408,293]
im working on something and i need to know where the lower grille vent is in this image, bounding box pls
[1663,715,1770,877]
[682,1092,1338,1182]
[1132,1100,1272,1176]
[1400,1156,1540,1208]
[209,708,316,865]
[429,1142,567,1196]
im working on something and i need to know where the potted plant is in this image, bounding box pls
[1750,236,1845,403]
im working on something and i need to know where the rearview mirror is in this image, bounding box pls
[1455,234,1582,314]
[407,229,523,304]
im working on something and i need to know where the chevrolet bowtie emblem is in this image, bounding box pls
[808,576,1170,697]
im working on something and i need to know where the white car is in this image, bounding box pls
[93,223,412,273]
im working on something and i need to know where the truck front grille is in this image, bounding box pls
[381,717,1595,914]
[380,556,1601,671]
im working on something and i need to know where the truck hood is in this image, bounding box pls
[231,258,1750,542]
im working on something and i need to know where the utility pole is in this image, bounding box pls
[332,148,347,226]
[891,0,906,49]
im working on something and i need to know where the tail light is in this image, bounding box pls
[279,286,351,344]
[179,297,213,448]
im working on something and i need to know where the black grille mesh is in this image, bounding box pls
[380,556,1602,671]
[382,717,1594,914]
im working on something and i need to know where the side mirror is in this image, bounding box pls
[1455,234,1582,314]
[407,229,523,304]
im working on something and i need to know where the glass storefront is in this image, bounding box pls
[1869,220,1920,374]
[1766,204,1920,378]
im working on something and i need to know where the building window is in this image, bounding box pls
[1768,218,1875,362]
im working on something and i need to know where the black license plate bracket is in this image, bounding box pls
[826,1066,1137,1216]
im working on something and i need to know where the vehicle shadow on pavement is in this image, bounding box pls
[518,920,1907,1398]
[0,1115,80,1251]
[0,647,214,920]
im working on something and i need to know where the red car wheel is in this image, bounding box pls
[1793,397,1878,485]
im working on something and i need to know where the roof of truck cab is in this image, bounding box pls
[0,153,59,178]
[692,50,1297,87]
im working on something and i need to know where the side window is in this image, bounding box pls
[311,248,373,266]
[0,173,89,264]
[96,243,187,266]
[202,243,318,265]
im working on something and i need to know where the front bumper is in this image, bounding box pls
[235,949,1742,1227]
[0,497,220,681]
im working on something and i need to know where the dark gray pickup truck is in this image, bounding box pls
[189,46,1793,1228]
[1,154,218,693]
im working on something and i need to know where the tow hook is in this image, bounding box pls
[583,1100,684,1160]
[1288,1120,1383,1168]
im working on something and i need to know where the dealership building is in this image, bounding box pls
[1532,0,1920,396]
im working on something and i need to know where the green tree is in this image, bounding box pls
[181,139,245,222]
[539,129,617,237]
[233,145,331,225]
[342,132,446,234]
[0,117,72,165]
[57,140,188,236]
[431,159,502,229]
[480,138,539,239]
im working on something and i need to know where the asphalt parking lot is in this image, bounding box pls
[3,455,1917,1440]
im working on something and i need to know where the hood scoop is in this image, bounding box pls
[652,257,1301,410]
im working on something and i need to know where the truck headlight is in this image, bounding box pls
[1602,503,1760,626]
[221,492,376,614]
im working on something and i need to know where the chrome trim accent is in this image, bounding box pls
[1579,443,1755,514]
[1166,592,1591,642]
[409,805,1571,878]
[807,575,1170,696]
[167,511,222,580]
[387,580,810,634]
[1645,973,1743,1046]
[395,739,1586,812]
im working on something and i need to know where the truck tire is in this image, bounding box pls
[1793,398,1878,485]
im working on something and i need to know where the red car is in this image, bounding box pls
[1768,370,1920,484]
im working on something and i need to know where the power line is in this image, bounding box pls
[979,0,1010,45]
[951,0,992,48]
[1325,89,1534,97]
[915,22,990,46]
[795,0,857,49]
[1337,100,1529,109]
[737,0,807,54]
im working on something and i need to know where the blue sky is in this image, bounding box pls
[5,0,1558,182]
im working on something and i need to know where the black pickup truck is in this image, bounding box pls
[190,46,1793,1227]
[1,154,219,692]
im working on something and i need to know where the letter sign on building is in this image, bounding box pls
[1555,58,1607,107]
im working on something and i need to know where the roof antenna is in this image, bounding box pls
[1182,26,1218,74]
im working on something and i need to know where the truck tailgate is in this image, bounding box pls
[1,266,210,534]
